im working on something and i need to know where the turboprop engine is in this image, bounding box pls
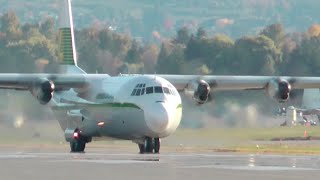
[185,80,211,104]
[266,78,291,103]
[31,78,55,105]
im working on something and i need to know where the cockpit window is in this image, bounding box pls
[170,88,176,95]
[146,87,153,94]
[131,84,145,96]
[163,87,170,94]
[131,89,137,96]
[154,86,163,93]
[131,84,178,96]
[135,89,141,96]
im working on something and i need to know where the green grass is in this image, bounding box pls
[1,121,320,154]
[228,145,320,154]
[174,126,320,141]
[163,126,320,154]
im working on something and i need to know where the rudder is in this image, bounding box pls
[58,0,85,74]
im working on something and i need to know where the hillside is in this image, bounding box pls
[1,0,320,40]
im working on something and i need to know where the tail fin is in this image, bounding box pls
[58,0,85,74]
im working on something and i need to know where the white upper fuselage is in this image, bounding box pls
[113,75,182,137]
[52,74,182,140]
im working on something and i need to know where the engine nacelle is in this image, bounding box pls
[31,78,55,105]
[266,78,291,103]
[185,80,211,104]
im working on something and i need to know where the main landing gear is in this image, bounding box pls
[138,137,160,154]
[70,130,91,153]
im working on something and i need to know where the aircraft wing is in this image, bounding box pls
[0,73,88,90]
[158,75,320,91]
[2,73,320,92]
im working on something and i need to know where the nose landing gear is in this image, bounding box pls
[69,130,91,153]
[138,137,160,154]
[70,138,86,153]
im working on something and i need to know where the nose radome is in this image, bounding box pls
[145,103,169,134]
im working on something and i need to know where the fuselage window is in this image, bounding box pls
[141,88,145,95]
[154,86,163,93]
[163,87,170,94]
[146,87,153,94]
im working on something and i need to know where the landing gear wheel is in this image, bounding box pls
[145,137,154,153]
[70,139,86,153]
[138,137,161,154]
[138,144,145,154]
[154,138,160,154]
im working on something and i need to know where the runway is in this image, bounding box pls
[0,147,319,180]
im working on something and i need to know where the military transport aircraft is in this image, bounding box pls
[2,0,320,153]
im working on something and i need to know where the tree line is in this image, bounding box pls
[1,11,320,77]
[1,11,320,127]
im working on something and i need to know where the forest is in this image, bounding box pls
[1,10,320,127]
[2,0,320,39]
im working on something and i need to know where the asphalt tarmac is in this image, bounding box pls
[0,146,319,180]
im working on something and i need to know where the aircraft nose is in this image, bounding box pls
[145,102,170,134]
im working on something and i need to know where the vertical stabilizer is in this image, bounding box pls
[59,0,85,74]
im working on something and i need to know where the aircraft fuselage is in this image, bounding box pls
[50,75,182,143]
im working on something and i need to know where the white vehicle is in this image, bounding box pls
[2,0,320,153]
[299,89,320,115]
[283,89,320,125]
